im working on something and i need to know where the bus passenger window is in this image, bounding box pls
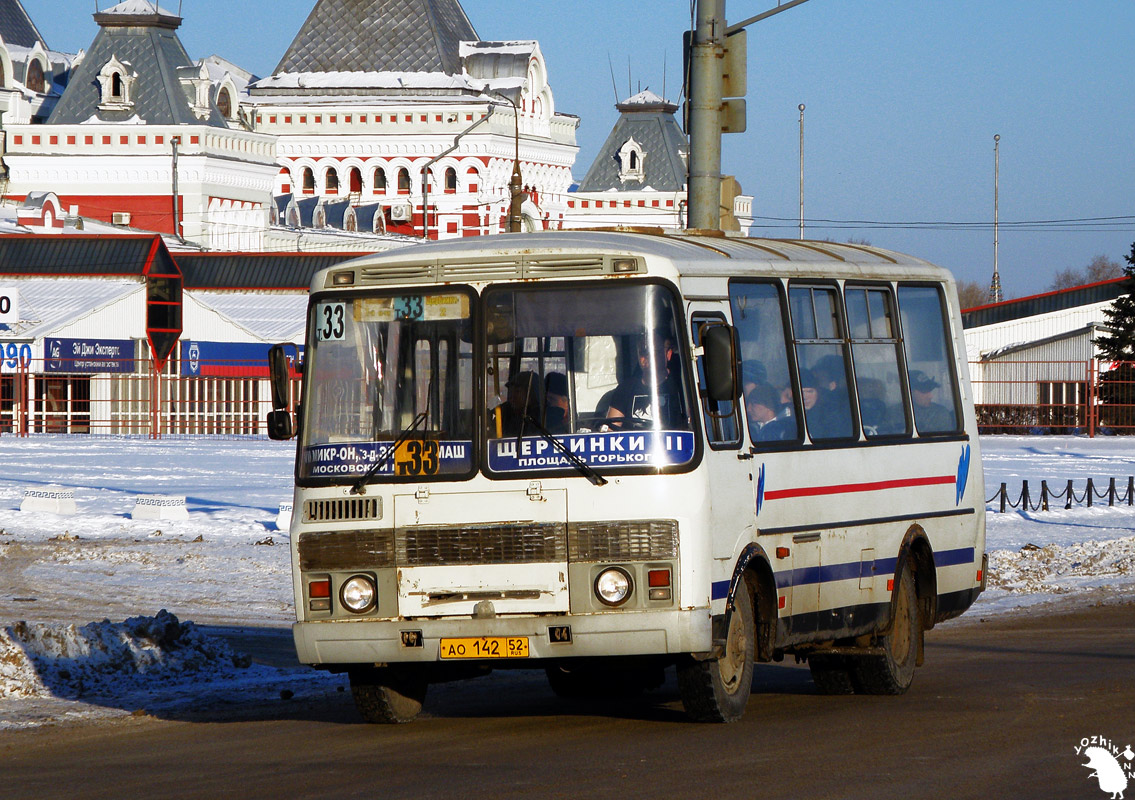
[729,281,799,446]
[897,285,961,435]
[845,286,909,437]
[789,285,855,441]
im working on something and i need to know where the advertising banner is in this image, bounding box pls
[44,338,134,373]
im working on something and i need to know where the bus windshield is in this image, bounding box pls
[299,289,475,481]
[483,281,696,476]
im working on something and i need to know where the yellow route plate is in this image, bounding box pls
[438,636,529,660]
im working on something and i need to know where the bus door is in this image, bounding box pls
[689,311,750,561]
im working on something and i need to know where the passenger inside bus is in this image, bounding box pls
[910,370,956,432]
[605,332,688,430]
[494,370,542,437]
[544,371,570,434]
[745,383,792,442]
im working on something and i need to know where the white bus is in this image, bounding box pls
[266,230,986,723]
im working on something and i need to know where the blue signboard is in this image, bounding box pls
[181,340,303,377]
[45,338,133,373]
[488,430,696,472]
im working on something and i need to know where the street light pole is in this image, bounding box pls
[485,90,525,233]
[798,103,805,240]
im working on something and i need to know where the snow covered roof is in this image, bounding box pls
[192,290,309,342]
[0,277,140,339]
[271,0,478,79]
[93,0,181,27]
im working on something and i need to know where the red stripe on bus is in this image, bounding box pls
[764,474,955,501]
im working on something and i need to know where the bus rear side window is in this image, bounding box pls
[897,285,961,435]
[789,285,856,441]
[846,285,909,437]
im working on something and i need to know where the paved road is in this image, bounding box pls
[2,602,1133,800]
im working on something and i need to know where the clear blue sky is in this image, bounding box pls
[34,1,1135,297]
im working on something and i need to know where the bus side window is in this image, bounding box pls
[845,285,910,438]
[897,284,962,435]
[789,284,856,441]
[729,281,800,447]
[690,313,741,448]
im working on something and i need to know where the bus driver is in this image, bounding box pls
[605,331,687,430]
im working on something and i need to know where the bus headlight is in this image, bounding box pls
[340,575,377,613]
[595,567,633,607]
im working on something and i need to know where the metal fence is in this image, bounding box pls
[2,355,1132,438]
[970,359,1135,435]
[0,357,300,438]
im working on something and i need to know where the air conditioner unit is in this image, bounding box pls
[111,212,132,226]
[389,204,411,222]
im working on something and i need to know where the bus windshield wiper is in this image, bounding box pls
[350,410,429,495]
[520,413,607,487]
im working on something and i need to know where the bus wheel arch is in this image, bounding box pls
[898,525,938,639]
[724,544,777,662]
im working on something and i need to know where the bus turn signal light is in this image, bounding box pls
[647,568,671,601]
[309,579,331,598]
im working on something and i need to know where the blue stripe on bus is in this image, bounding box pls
[710,547,976,600]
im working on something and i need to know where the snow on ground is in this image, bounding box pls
[0,434,1132,728]
[975,436,1135,613]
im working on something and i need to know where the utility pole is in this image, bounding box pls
[798,103,805,240]
[686,0,812,231]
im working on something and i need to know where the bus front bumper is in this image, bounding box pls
[293,608,712,666]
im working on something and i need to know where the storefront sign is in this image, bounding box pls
[44,338,134,373]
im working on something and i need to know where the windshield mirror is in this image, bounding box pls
[483,282,696,475]
[299,289,475,481]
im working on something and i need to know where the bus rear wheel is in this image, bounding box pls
[677,579,754,722]
[852,563,919,694]
[349,666,428,724]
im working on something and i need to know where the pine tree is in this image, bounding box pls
[1094,242,1135,430]
[1094,242,1135,361]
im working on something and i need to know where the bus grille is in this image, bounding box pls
[297,519,680,570]
[302,497,381,524]
[298,529,395,570]
[398,522,567,566]
[567,519,679,561]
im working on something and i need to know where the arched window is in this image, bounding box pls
[111,72,123,99]
[444,167,457,193]
[26,60,45,94]
[374,167,387,192]
[325,168,339,194]
[629,151,638,170]
[302,167,315,195]
[216,87,232,118]
[349,167,362,194]
[397,168,410,194]
[0,61,5,88]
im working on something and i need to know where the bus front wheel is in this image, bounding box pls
[852,563,919,694]
[677,579,755,722]
[349,666,427,724]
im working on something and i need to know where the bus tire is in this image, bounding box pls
[852,563,919,695]
[349,666,427,724]
[808,654,856,695]
[677,579,755,722]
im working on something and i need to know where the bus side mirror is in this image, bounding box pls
[267,409,294,440]
[703,324,740,403]
[267,344,297,440]
[268,344,293,410]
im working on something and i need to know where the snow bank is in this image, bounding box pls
[987,535,1135,596]
[0,610,250,700]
